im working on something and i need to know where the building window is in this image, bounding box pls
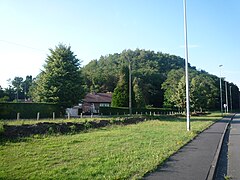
[100,103,110,107]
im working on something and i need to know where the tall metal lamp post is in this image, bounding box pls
[230,86,232,112]
[183,0,190,131]
[128,57,132,116]
[219,65,223,116]
[225,81,229,113]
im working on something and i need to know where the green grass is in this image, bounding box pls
[0,117,118,126]
[0,115,221,179]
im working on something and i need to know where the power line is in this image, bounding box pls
[0,40,46,52]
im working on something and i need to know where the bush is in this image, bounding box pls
[0,102,61,119]
[0,122,4,135]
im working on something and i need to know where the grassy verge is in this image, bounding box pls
[0,116,129,126]
[0,115,221,179]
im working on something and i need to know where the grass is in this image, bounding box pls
[0,114,221,179]
[0,115,137,126]
[0,117,115,126]
[0,112,225,126]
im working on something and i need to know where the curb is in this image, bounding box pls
[206,114,235,180]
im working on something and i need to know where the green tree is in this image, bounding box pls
[31,44,84,110]
[190,74,218,111]
[0,86,8,102]
[0,86,4,98]
[162,69,185,109]
[111,65,129,107]
[133,77,145,108]
[162,69,219,112]
[82,49,185,107]
[11,77,24,101]
[4,86,15,101]
[22,75,33,100]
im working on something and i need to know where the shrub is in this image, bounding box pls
[0,122,4,135]
[0,102,61,119]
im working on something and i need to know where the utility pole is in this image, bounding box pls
[128,57,132,116]
[219,65,223,116]
[183,0,190,131]
[230,86,232,112]
[239,91,240,110]
[225,81,229,113]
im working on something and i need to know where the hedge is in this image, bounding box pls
[0,102,61,119]
[99,107,178,115]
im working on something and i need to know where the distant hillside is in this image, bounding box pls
[82,49,239,109]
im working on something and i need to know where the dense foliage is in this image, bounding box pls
[1,48,239,112]
[111,65,131,107]
[30,44,85,109]
[83,49,186,107]
[82,49,239,111]
[0,76,33,102]
[0,102,60,119]
[162,69,219,111]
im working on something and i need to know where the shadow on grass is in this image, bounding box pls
[0,115,223,145]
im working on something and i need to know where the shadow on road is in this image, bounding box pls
[214,126,230,179]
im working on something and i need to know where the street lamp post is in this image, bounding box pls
[183,0,190,131]
[219,65,223,116]
[225,81,229,113]
[239,91,240,110]
[230,86,232,112]
[128,57,132,116]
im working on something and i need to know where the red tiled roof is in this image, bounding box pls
[83,93,112,103]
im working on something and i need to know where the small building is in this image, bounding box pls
[82,93,112,114]
[66,105,82,117]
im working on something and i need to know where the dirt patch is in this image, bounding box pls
[1,117,147,139]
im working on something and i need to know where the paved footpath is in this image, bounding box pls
[227,114,240,180]
[144,115,233,180]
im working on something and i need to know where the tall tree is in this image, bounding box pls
[82,49,185,107]
[190,74,218,111]
[162,69,185,109]
[31,44,84,110]
[111,65,129,107]
[0,86,8,102]
[133,77,145,108]
[11,77,24,101]
[22,75,33,100]
[4,86,15,101]
[162,69,219,112]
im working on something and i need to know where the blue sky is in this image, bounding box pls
[0,0,240,88]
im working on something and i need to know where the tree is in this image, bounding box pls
[0,86,8,102]
[11,77,24,101]
[162,69,185,109]
[133,77,145,108]
[31,44,85,110]
[4,86,15,101]
[190,74,218,111]
[22,75,33,100]
[111,65,129,107]
[82,49,185,107]
[0,86,4,98]
[162,69,219,112]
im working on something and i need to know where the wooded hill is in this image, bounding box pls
[82,49,239,111]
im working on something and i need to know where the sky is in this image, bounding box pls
[0,0,240,88]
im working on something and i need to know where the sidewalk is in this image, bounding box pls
[144,115,233,180]
[227,114,240,180]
